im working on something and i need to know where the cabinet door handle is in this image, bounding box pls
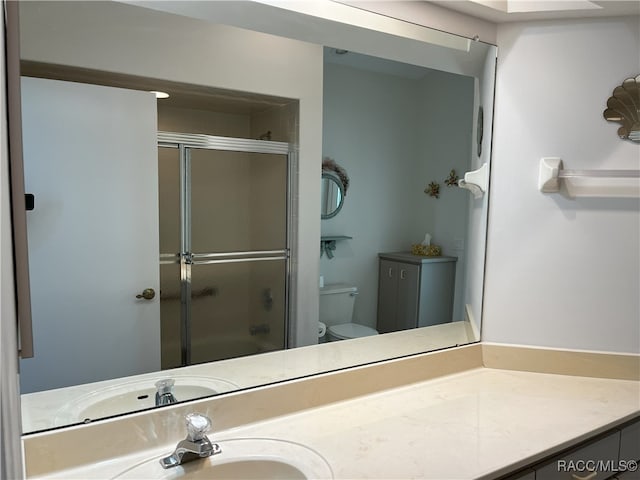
[388,267,393,278]
[571,470,597,480]
[400,269,406,280]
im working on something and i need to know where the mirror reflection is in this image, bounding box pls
[320,46,481,340]
[321,172,345,219]
[17,0,496,433]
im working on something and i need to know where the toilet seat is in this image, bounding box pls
[328,323,378,340]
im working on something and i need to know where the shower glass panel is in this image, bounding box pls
[159,261,181,369]
[190,258,287,364]
[190,149,287,253]
[158,146,181,254]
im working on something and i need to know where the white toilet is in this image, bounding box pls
[319,283,378,341]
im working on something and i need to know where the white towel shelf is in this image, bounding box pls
[538,158,640,197]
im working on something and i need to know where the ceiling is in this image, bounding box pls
[430,0,640,23]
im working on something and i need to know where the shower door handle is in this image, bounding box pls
[136,288,156,300]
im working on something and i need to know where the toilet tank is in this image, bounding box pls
[319,283,357,327]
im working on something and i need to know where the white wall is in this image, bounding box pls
[19,1,323,348]
[321,62,474,328]
[483,17,640,353]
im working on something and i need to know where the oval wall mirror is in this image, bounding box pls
[321,171,345,219]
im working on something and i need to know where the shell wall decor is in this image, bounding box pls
[603,74,640,143]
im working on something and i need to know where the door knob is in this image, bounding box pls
[136,288,156,300]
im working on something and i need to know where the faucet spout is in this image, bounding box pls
[155,379,178,406]
[160,413,221,469]
[160,438,222,468]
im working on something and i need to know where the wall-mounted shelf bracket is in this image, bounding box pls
[320,235,352,259]
[539,157,640,197]
[458,163,488,198]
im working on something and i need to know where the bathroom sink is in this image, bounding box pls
[112,438,333,480]
[53,376,238,425]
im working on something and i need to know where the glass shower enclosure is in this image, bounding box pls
[158,132,291,369]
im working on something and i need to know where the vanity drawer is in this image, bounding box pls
[535,431,621,480]
[611,471,640,479]
[620,420,640,461]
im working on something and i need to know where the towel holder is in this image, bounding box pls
[538,158,640,197]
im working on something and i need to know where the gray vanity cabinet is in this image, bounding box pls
[501,417,639,480]
[377,252,456,334]
[378,259,420,333]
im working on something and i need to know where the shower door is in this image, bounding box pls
[158,133,290,368]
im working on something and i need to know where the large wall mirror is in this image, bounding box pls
[16,0,496,433]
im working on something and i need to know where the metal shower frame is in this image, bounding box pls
[157,131,294,366]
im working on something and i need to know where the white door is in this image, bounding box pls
[19,77,160,393]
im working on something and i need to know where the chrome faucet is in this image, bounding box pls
[160,413,222,469]
[155,379,178,406]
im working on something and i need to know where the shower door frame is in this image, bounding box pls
[158,131,294,366]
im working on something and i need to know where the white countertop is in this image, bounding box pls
[30,367,640,479]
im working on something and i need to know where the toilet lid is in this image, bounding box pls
[328,323,378,339]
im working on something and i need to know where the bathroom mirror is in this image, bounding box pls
[321,172,345,219]
[16,0,496,433]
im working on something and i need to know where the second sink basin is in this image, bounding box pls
[54,376,238,425]
[112,438,333,480]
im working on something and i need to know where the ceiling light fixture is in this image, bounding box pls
[150,91,170,99]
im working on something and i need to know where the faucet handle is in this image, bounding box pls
[185,413,212,441]
[155,378,175,394]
